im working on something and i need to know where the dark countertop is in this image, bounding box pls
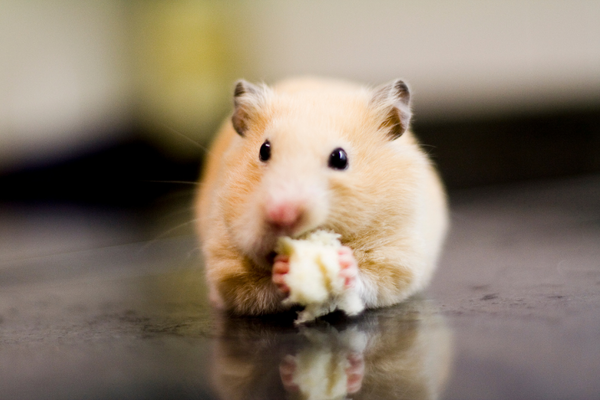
[1,175,599,400]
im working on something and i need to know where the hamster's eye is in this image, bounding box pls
[259,140,271,162]
[328,148,348,170]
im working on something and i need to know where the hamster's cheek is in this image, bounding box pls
[227,191,274,256]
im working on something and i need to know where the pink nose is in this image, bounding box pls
[265,201,304,231]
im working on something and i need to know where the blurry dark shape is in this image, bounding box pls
[0,131,201,208]
[414,106,600,189]
[1,106,598,209]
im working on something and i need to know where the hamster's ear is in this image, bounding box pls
[231,80,269,137]
[370,79,412,140]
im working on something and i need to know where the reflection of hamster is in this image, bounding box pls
[210,300,452,400]
[196,77,448,315]
[280,326,368,400]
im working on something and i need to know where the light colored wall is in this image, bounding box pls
[1,0,599,169]
[241,0,600,119]
[0,0,131,170]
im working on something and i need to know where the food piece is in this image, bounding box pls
[275,230,365,324]
[285,326,368,399]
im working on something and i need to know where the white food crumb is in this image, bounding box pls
[290,327,368,400]
[275,230,365,324]
[292,348,348,400]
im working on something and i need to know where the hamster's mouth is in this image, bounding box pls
[263,227,323,266]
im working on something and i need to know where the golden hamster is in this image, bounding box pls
[196,77,448,315]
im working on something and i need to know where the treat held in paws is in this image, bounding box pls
[275,230,364,324]
[196,77,448,316]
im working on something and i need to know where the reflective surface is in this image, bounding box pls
[211,300,450,400]
[1,175,599,399]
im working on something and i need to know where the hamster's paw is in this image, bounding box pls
[338,246,358,288]
[346,352,365,394]
[279,355,299,392]
[272,254,291,295]
[208,287,225,309]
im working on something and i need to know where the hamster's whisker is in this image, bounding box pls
[142,180,199,186]
[138,218,201,254]
[154,205,197,223]
[162,124,212,156]
[418,143,438,157]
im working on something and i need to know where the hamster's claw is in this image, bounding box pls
[338,246,358,288]
[272,255,291,295]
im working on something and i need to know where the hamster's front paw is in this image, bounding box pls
[338,246,358,288]
[279,355,299,393]
[346,352,365,394]
[208,287,225,309]
[272,254,291,295]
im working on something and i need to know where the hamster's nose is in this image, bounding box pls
[265,200,304,233]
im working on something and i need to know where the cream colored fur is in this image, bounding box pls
[196,77,448,315]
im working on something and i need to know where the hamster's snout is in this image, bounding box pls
[264,198,306,235]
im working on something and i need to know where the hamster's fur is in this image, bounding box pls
[195,77,448,316]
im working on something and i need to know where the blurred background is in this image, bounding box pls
[1,4,599,398]
[1,0,599,208]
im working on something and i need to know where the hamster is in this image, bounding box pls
[195,77,448,316]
